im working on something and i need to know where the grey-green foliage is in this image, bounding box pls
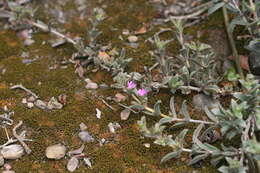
[137,74,260,173]
[149,20,222,95]
[74,7,132,75]
[169,40,221,95]
[209,0,260,68]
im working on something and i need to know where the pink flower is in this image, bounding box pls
[127,81,136,89]
[137,88,148,96]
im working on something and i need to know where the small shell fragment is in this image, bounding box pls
[96,108,101,119]
[108,122,121,133]
[34,99,47,110]
[47,97,63,110]
[0,144,24,160]
[67,144,85,157]
[67,157,79,172]
[83,157,92,168]
[45,144,66,160]
[0,155,4,166]
[78,131,94,143]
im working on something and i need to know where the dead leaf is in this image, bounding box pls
[135,26,147,35]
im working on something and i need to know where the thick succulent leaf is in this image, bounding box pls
[159,117,173,125]
[208,2,225,15]
[177,129,188,141]
[160,150,182,163]
[180,100,190,121]
[153,100,162,116]
[204,107,219,123]
[169,96,177,118]
[188,153,209,165]
[170,122,187,129]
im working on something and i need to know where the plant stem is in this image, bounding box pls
[143,104,215,125]
[27,20,77,45]
[222,6,244,79]
[182,148,192,152]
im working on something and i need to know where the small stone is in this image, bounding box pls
[192,94,219,111]
[108,122,121,133]
[78,131,94,143]
[120,109,131,120]
[26,102,34,109]
[0,155,4,166]
[21,98,27,104]
[85,82,98,89]
[67,157,79,172]
[45,144,66,160]
[47,97,63,110]
[0,144,24,160]
[84,78,91,83]
[34,99,47,110]
[143,143,150,148]
[83,157,92,168]
[128,35,138,43]
[96,108,101,119]
[27,96,36,102]
[2,171,15,173]
[79,122,87,131]
[99,83,109,89]
[24,39,35,46]
[3,163,11,170]
[122,29,130,35]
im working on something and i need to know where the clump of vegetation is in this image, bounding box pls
[132,74,259,173]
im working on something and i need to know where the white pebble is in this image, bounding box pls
[128,35,138,43]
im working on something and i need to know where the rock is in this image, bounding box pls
[192,94,219,111]
[78,131,94,143]
[0,155,4,166]
[128,35,138,43]
[45,144,66,160]
[85,82,98,89]
[67,157,79,172]
[120,109,131,120]
[0,144,24,160]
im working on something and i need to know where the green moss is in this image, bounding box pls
[0,30,22,59]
